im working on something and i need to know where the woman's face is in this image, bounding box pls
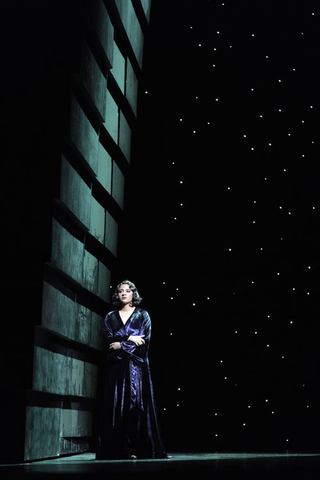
[118,284,133,306]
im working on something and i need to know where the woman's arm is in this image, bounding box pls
[109,335,145,350]
[127,335,145,346]
[120,311,151,366]
[103,315,129,346]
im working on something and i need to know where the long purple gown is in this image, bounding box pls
[97,307,167,459]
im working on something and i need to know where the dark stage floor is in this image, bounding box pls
[2,452,320,479]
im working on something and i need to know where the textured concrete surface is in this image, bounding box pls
[69,94,99,174]
[32,347,97,399]
[97,142,112,193]
[60,156,91,229]
[105,89,119,142]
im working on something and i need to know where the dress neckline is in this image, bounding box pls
[118,307,136,325]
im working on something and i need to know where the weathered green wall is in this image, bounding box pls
[20,0,152,462]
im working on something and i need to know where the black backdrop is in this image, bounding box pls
[116,0,320,452]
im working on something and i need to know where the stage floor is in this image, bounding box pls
[2,452,320,479]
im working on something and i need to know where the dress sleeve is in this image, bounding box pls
[120,310,151,367]
[103,313,129,346]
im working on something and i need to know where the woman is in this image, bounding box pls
[97,280,168,459]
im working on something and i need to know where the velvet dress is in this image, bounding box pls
[97,307,167,459]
